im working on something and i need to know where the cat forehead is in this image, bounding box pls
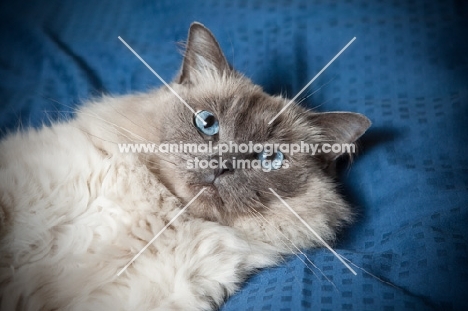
[191,95,312,142]
[183,75,270,111]
[195,91,279,114]
[168,73,315,141]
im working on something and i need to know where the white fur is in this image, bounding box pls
[0,100,282,310]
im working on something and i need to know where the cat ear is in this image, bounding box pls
[309,112,371,161]
[177,22,230,84]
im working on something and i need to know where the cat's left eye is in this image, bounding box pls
[194,110,219,136]
[257,151,284,170]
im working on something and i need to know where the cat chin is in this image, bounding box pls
[182,182,251,224]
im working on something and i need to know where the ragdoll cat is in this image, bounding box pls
[0,22,370,310]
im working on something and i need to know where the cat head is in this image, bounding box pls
[155,23,370,234]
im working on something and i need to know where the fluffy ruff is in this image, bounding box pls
[0,122,279,310]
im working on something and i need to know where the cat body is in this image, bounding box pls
[0,23,370,310]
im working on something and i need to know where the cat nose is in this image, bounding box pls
[215,159,234,177]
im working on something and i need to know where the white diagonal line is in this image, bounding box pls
[268,37,356,125]
[268,188,357,275]
[117,187,206,276]
[118,36,206,125]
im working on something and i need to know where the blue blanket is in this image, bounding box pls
[1,0,467,310]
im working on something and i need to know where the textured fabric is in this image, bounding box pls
[0,0,467,310]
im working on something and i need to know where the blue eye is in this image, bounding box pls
[257,151,284,170]
[194,110,219,136]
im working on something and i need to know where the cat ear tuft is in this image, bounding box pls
[177,22,230,84]
[309,112,371,161]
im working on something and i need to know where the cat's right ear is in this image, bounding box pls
[176,22,230,85]
[309,111,371,161]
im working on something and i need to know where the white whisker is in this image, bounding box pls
[269,188,357,276]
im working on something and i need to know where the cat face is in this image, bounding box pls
[154,23,370,225]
